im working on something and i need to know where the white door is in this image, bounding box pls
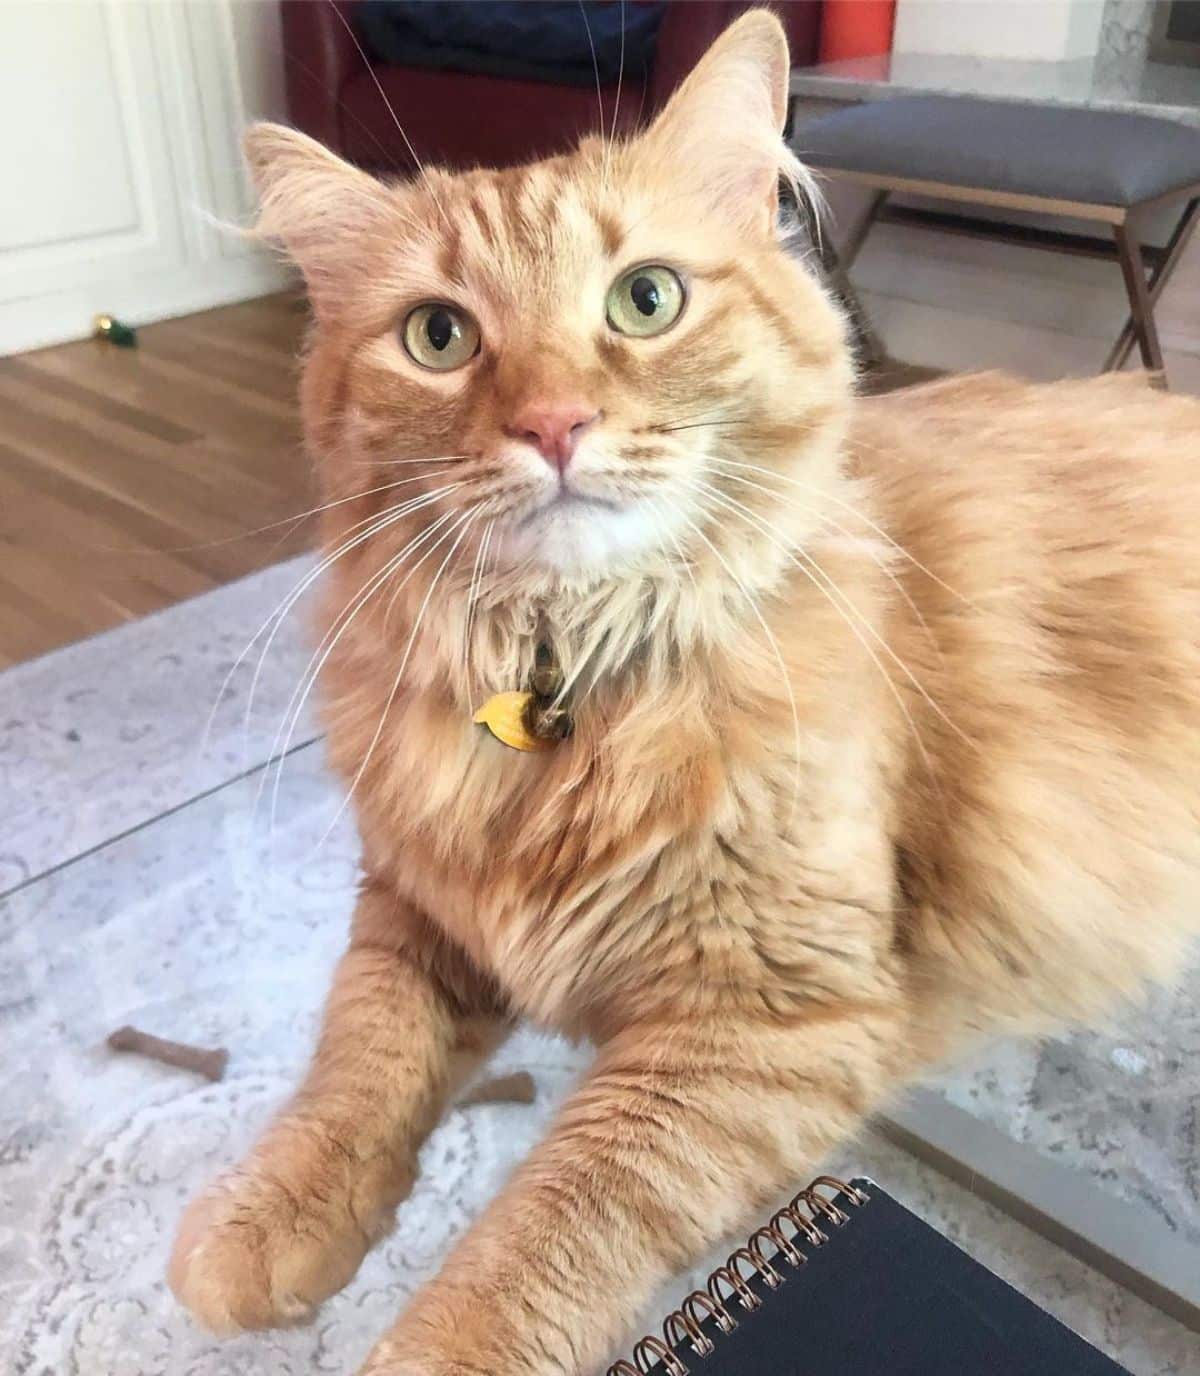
[0,0,291,357]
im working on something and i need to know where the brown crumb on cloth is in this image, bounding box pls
[457,1071,537,1107]
[106,1026,537,1105]
[107,1026,229,1082]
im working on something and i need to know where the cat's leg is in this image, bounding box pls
[361,1007,900,1376]
[169,880,508,1333]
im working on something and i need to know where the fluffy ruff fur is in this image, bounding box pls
[169,14,1200,1375]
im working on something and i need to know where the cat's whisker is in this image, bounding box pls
[696,482,937,784]
[552,499,693,710]
[637,503,696,677]
[464,518,495,696]
[321,508,481,846]
[182,465,458,554]
[324,0,450,226]
[646,496,698,590]
[263,500,468,834]
[674,507,805,823]
[709,456,977,608]
[609,0,626,152]
[710,465,947,671]
[349,454,469,470]
[478,514,502,664]
[556,621,609,711]
[697,477,936,698]
[266,467,459,524]
[692,479,962,776]
[577,1,609,187]
[264,497,461,776]
[241,483,464,762]
[383,504,478,632]
[200,481,463,766]
[651,405,752,433]
[656,420,746,436]
[781,547,954,781]
[645,523,672,585]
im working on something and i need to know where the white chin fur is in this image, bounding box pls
[498,498,668,576]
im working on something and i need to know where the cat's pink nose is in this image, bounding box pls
[507,402,599,473]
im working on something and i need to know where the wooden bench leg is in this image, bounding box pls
[1105,197,1199,378]
[1111,214,1168,384]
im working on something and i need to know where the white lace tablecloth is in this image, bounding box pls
[0,742,589,1376]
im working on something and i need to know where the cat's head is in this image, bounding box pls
[246,11,849,587]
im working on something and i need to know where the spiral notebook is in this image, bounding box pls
[608,1177,1130,1376]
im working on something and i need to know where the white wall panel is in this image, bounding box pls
[0,0,289,357]
[0,2,139,252]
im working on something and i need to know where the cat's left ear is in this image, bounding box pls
[244,122,396,316]
[640,10,796,236]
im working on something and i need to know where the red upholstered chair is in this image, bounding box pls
[280,2,821,173]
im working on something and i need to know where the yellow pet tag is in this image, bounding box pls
[473,691,557,753]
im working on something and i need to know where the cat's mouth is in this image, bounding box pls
[498,482,657,575]
[517,489,623,528]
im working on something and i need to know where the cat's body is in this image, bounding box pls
[170,15,1200,1375]
[856,372,1200,1038]
[328,366,1200,1058]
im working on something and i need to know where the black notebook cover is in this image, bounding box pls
[612,1179,1130,1375]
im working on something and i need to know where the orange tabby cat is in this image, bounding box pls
[170,13,1200,1374]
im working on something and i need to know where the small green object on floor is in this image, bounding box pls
[93,313,138,348]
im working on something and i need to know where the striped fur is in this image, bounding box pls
[171,14,1200,1375]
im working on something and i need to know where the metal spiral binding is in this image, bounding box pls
[606,1176,869,1376]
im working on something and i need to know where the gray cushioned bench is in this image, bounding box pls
[796,94,1200,384]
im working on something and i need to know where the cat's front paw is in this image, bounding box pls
[170,1147,406,1333]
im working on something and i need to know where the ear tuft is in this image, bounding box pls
[704,9,791,132]
[242,122,395,312]
[243,121,305,196]
[639,9,811,237]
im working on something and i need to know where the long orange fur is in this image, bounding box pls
[169,15,1200,1374]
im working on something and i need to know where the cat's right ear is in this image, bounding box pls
[243,123,394,314]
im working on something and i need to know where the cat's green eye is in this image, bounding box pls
[402,303,480,371]
[606,265,685,338]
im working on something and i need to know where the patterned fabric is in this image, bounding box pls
[1,739,589,1376]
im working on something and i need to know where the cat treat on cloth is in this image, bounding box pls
[609,1178,1128,1376]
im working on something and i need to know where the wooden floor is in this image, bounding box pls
[0,293,313,668]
